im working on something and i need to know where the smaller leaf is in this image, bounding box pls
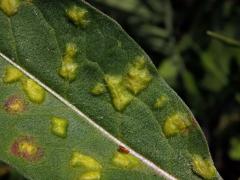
[229,137,240,161]
[158,56,181,86]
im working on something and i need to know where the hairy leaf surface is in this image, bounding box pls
[0,0,220,179]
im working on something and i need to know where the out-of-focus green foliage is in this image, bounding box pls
[229,137,240,161]
[93,0,174,54]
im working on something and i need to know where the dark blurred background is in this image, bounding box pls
[1,0,240,179]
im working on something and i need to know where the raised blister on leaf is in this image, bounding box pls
[192,155,217,179]
[163,113,191,137]
[105,75,133,111]
[59,43,79,81]
[90,83,106,95]
[112,152,140,169]
[59,60,78,81]
[154,95,168,109]
[3,66,23,83]
[11,136,43,162]
[4,95,26,114]
[65,42,78,57]
[0,0,20,16]
[79,171,101,180]
[124,56,152,94]
[70,152,102,170]
[66,5,89,27]
[21,78,45,104]
[50,117,69,138]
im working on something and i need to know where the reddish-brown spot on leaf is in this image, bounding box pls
[11,136,43,162]
[4,96,26,114]
[118,146,129,154]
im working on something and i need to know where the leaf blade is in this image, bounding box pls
[0,0,220,179]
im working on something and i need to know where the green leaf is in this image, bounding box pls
[201,40,232,92]
[229,137,240,161]
[181,70,200,98]
[158,55,181,87]
[0,0,221,179]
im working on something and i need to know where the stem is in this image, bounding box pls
[207,31,240,47]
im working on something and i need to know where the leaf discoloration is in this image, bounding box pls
[4,95,26,114]
[192,155,217,179]
[90,83,106,95]
[66,5,89,27]
[50,117,69,138]
[79,171,101,180]
[105,75,133,111]
[11,136,43,162]
[154,95,168,109]
[124,56,152,95]
[0,0,20,16]
[58,43,79,81]
[163,113,191,137]
[70,152,102,171]
[112,152,140,169]
[2,66,23,83]
[21,78,45,104]
[0,0,220,178]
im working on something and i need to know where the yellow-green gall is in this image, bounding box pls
[78,171,101,180]
[112,152,140,169]
[124,56,152,94]
[65,42,78,57]
[66,6,89,27]
[3,66,23,83]
[21,78,45,104]
[59,61,78,81]
[192,155,217,179]
[59,43,79,81]
[70,152,102,171]
[105,75,133,111]
[0,0,20,16]
[154,95,168,109]
[163,113,191,137]
[51,117,69,138]
[91,83,106,95]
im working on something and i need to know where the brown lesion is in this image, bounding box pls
[4,95,27,114]
[11,136,44,162]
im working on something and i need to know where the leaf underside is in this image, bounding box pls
[0,0,220,180]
